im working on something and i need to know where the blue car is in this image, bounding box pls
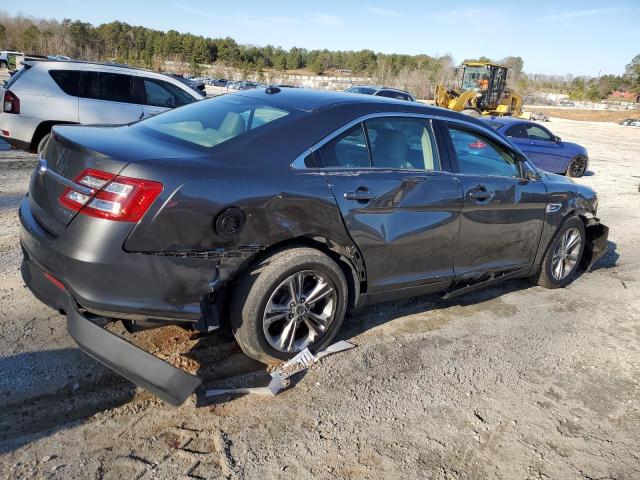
[482,117,589,177]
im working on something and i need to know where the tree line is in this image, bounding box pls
[0,11,637,101]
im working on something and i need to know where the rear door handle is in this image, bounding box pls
[344,187,377,202]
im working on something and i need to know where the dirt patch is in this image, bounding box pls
[532,107,640,123]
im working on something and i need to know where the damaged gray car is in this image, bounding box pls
[20,87,608,405]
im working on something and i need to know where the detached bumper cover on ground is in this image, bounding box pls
[21,247,202,407]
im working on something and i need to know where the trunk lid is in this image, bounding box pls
[28,124,208,236]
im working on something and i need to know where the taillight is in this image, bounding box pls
[59,169,163,222]
[3,90,20,114]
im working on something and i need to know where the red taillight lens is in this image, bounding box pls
[59,169,163,222]
[3,90,20,114]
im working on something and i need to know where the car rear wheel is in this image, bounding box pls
[230,247,348,364]
[530,217,585,288]
[567,155,587,177]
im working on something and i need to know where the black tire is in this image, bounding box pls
[230,247,348,364]
[530,217,586,289]
[36,132,51,154]
[461,108,481,117]
[566,155,587,178]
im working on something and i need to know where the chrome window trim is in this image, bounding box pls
[290,111,522,172]
[291,112,446,172]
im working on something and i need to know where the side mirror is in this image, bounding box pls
[524,169,541,181]
[554,135,561,143]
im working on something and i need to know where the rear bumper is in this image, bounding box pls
[21,244,202,406]
[19,196,217,322]
[0,113,39,149]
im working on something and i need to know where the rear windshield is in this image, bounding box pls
[138,95,293,148]
[4,65,31,89]
[346,87,377,95]
[483,120,504,130]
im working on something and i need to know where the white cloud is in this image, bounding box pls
[541,7,623,21]
[366,6,401,17]
[310,12,345,26]
[172,4,296,27]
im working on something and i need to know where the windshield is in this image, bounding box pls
[461,66,489,91]
[137,95,293,148]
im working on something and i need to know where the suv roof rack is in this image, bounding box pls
[22,56,156,73]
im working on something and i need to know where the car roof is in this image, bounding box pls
[232,88,481,124]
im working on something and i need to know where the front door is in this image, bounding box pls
[523,124,565,173]
[445,123,547,279]
[317,117,464,294]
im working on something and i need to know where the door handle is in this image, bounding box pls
[468,186,495,202]
[344,187,377,202]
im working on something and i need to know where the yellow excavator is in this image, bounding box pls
[435,61,523,117]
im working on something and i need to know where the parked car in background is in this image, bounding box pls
[483,117,589,177]
[0,50,24,68]
[0,59,203,152]
[20,88,607,405]
[530,111,549,122]
[212,78,229,87]
[345,85,416,102]
[166,73,206,97]
[619,118,640,127]
[0,50,23,68]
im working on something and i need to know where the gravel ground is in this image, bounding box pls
[0,118,639,479]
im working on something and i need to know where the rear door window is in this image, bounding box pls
[364,117,439,170]
[49,70,82,96]
[376,90,410,101]
[81,71,138,104]
[505,124,528,139]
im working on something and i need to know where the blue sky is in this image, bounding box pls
[4,0,640,76]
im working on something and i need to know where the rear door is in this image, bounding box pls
[317,116,463,294]
[78,71,143,124]
[444,122,547,279]
[140,77,197,118]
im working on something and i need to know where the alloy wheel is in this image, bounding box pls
[569,156,586,177]
[551,227,582,280]
[263,270,337,353]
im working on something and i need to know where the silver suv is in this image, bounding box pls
[0,60,202,152]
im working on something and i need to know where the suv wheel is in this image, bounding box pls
[531,217,585,288]
[231,247,348,364]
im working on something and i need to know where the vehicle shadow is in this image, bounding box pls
[0,348,135,454]
[194,277,537,407]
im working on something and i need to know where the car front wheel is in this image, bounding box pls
[531,217,586,288]
[230,247,348,364]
